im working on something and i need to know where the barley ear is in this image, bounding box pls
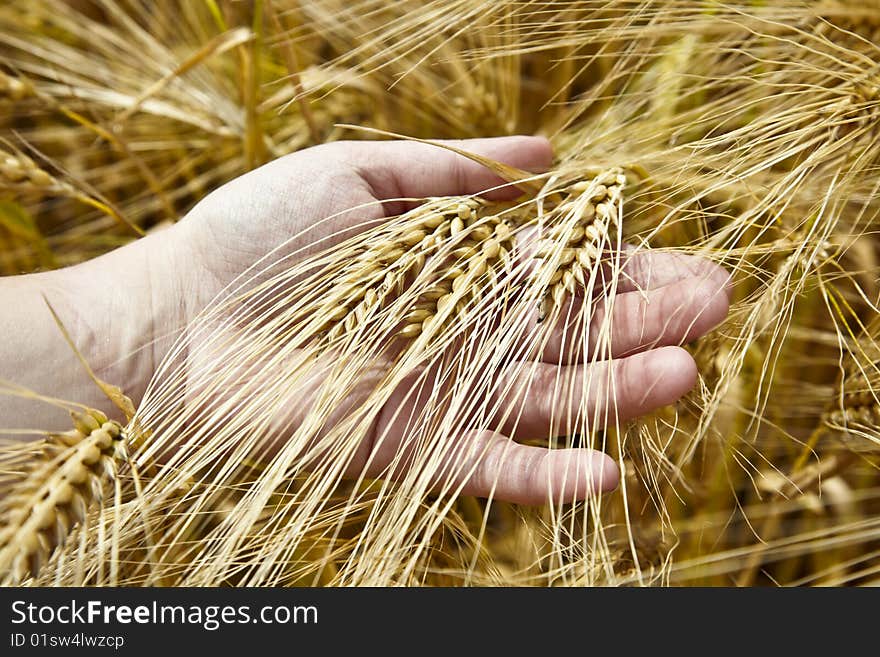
[0,409,127,583]
[42,294,136,421]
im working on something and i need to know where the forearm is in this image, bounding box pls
[0,225,190,433]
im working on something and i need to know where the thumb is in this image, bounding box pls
[340,136,553,214]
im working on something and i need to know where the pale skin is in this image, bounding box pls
[0,136,731,505]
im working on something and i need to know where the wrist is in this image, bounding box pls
[50,223,193,411]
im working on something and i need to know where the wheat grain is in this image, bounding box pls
[8,0,880,588]
[317,196,517,342]
[0,409,126,582]
[819,311,880,452]
[534,168,625,322]
[825,368,880,451]
[0,71,33,102]
[0,148,56,190]
[401,202,515,339]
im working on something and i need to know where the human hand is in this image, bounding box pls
[174,137,556,312]
[166,137,730,504]
[2,137,730,505]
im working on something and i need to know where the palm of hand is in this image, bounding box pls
[173,137,729,504]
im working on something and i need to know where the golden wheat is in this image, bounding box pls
[4,0,880,587]
[0,71,32,102]
[0,147,55,189]
[534,168,625,322]
[0,409,126,583]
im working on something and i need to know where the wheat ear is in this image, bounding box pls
[0,71,34,102]
[318,196,517,342]
[534,168,626,322]
[0,147,57,189]
[0,409,127,583]
[823,315,880,451]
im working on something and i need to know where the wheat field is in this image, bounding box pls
[2,0,880,586]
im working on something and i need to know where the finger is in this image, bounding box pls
[492,346,698,439]
[512,233,731,298]
[590,273,730,358]
[532,270,730,363]
[614,246,733,297]
[508,236,731,363]
[338,136,554,213]
[436,429,619,505]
